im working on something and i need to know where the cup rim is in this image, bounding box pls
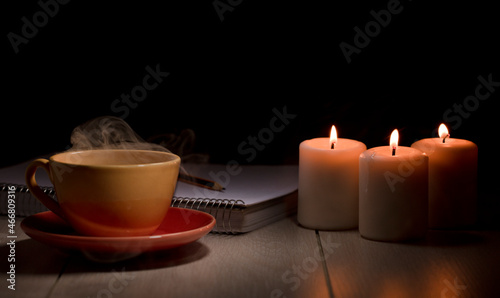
[50,149,180,168]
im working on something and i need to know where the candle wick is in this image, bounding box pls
[442,134,449,143]
[331,142,335,149]
[392,147,396,156]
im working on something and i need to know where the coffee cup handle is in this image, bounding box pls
[25,159,67,221]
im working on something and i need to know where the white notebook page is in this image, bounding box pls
[174,164,298,206]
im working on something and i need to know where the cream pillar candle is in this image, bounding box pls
[411,124,478,229]
[359,129,429,241]
[298,126,366,230]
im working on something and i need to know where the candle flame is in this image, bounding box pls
[390,129,399,150]
[330,125,337,149]
[438,123,449,141]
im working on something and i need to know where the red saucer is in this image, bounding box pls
[21,208,215,257]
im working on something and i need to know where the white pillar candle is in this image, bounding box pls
[359,129,429,241]
[411,124,478,229]
[298,126,366,230]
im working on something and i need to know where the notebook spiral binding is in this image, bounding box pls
[0,183,52,216]
[0,183,244,234]
[1,184,243,234]
[171,196,245,234]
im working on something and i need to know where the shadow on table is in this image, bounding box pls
[0,238,210,274]
[0,238,68,275]
[421,230,487,247]
[397,230,488,247]
[65,240,210,273]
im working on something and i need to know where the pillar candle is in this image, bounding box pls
[411,124,478,229]
[298,126,366,230]
[359,129,429,241]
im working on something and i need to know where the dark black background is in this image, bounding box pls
[2,1,499,224]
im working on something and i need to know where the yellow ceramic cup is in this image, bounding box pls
[25,150,180,237]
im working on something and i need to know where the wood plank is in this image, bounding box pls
[49,217,331,298]
[319,229,500,297]
[0,216,69,298]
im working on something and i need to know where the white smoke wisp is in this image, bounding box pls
[69,116,169,153]
[67,116,208,175]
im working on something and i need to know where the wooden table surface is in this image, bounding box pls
[1,215,499,298]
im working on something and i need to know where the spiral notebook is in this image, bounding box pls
[0,160,298,233]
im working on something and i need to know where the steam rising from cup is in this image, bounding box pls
[66,116,207,173]
[69,116,169,153]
